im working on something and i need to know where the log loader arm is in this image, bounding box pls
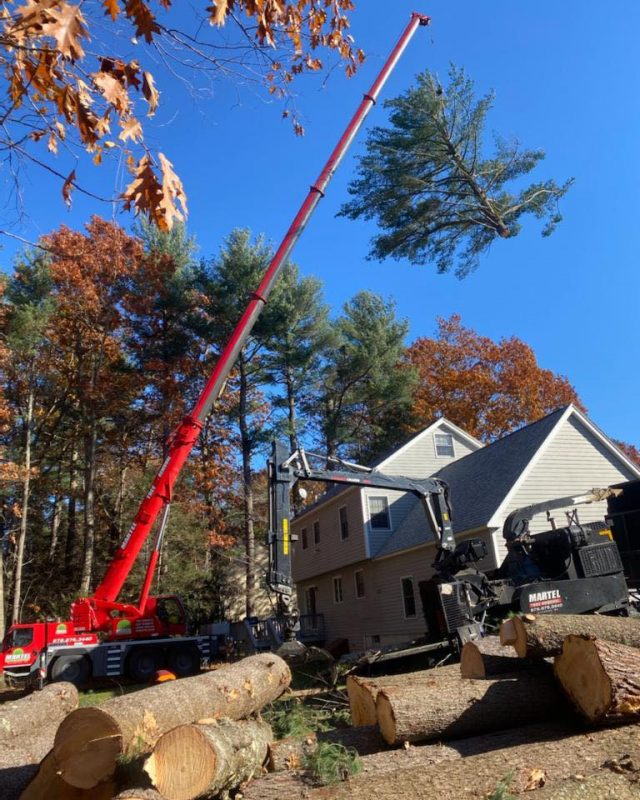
[266,440,455,650]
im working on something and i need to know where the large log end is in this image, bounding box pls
[53,707,122,789]
[145,725,218,800]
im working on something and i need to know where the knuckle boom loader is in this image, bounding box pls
[267,441,631,661]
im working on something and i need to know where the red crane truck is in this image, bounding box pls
[0,13,432,689]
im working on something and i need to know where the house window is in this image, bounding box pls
[401,577,416,618]
[301,527,308,550]
[339,506,349,540]
[434,432,455,458]
[369,496,391,530]
[354,569,365,599]
[305,586,318,616]
[333,576,343,604]
[313,520,320,545]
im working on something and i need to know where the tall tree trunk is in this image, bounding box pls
[238,358,256,618]
[80,411,97,594]
[12,389,33,624]
[285,369,299,455]
[48,492,63,561]
[64,443,79,572]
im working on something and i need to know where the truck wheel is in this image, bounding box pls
[167,645,201,677]
[126,648,159,683]
[50,655,91,686]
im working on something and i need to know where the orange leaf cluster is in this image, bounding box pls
[1,0,361,229]
[407,315,584,442]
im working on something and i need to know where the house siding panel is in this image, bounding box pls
[291,488,367,582]
[379,424,479,478]
[493,415,638,564]
[297,531,494,650]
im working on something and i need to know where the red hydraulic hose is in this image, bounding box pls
[92,12,431,608]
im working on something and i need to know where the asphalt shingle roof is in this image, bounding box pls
[373,407,568,559]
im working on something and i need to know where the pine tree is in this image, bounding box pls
[340,65,573,277]
[313,291,415,464]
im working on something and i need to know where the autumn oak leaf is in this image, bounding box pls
[62,168,76,207]
[119,116,143,143]
[41,3,89,60]
[122,153,186,231]
[102,0,121,20]
[93,71,130,114]
[142,71,159,116]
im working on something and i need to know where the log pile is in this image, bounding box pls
[4,654,290,800]
[2,615,640,799]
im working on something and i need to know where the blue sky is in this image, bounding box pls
[2,1,639,445]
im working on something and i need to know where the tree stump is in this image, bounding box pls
[500,613,640,658]
[554,634,640,724]
[145,717,272,800]
[376,668,567,745]
[0,683,78,742]
[53,653,290,789]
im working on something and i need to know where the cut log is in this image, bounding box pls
[319,725,388,756]
[376,668,567,745]
[500,613,640,658]
[240,719,640,799]
[145,717,272,800]
[19,751,115,800]
[459,637,540,678]
[347,664,461,726]
[554,634,640,724]
[0,682,78,741]
[53,653,290,790]
[113,791,167,800]
[268,732,318,772]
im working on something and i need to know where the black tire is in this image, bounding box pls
[50,655,91,686]
[167,645,201,678]
[126,647,160,683]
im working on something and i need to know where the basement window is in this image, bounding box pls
[434,432,455,458]
[401,577,417,618]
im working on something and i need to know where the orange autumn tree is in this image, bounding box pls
[407,315,583,442]
[0,0,363,230]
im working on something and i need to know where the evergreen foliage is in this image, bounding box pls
[340,65,573,277]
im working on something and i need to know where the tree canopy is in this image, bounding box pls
[340,65,573,276]
[406,315,583,441]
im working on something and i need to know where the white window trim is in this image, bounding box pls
[338,505,349,540]
[400,575,417,619]
[333,575,344,604]
[434,431,455,458]
[367,494,392,531]
[354,569,365,599]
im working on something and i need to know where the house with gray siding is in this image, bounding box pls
[290,406,640,652]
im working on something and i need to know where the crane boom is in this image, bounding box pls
[73,12,431,629]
